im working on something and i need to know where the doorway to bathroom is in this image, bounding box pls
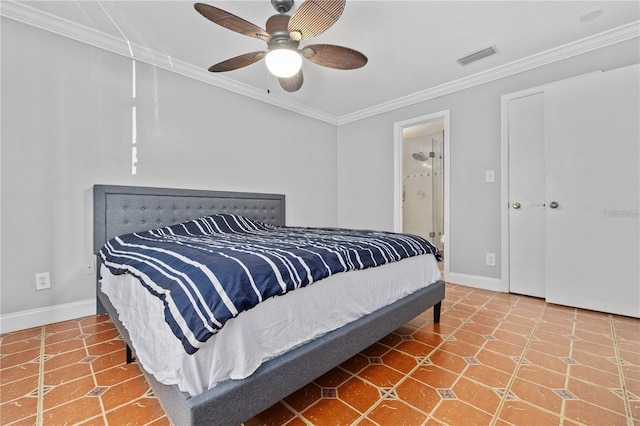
[394,111,450,275]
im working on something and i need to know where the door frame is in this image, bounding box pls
[393,110,450,278]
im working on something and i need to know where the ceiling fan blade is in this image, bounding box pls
[208,51,266,72]
[194,3,270,41]
[278,69,304,92]
[302,44,367,70]
[288,0,345,41]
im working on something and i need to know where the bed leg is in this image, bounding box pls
[433,301,442,323]
[126,345,135,364]
[96,297,107,315]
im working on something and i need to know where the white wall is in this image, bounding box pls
[0,19,337,329]
[337,38,640,288]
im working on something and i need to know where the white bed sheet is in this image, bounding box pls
[100,253,440,396]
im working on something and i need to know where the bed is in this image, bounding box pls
[93,184,445,426]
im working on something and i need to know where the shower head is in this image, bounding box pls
[412,152,428,161]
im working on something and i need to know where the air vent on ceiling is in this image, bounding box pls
[457,46,497,66]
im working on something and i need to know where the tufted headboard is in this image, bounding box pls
[93,185,286,253]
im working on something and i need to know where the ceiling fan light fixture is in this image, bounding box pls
[265,48,302,78]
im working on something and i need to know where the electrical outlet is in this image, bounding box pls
[35,272,51,290]
[485,253,496,267]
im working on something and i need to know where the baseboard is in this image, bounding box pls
[0,299,95,334]
[444,272,503,293]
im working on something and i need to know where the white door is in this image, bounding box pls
[544,64,639,317]
[507,92,546,298]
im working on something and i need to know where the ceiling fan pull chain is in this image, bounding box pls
[266,67,272,94]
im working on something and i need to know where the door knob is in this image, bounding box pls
[512,202,521,209]
[549,201,559,209]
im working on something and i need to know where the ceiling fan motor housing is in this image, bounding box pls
[271,0,294,14]
[265,14,298,49]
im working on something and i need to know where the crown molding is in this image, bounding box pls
[0,1,338,125]
[2,2,637,127]
[337,20,640,125]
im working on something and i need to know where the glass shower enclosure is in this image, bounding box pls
[402,130,444,251]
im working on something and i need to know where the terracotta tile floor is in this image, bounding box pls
[2,283,639,425]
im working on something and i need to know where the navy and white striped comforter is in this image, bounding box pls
[99,214,441,354]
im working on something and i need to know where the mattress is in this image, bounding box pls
[100,253,441,396]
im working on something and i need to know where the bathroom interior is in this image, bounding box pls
[402,121,445,254]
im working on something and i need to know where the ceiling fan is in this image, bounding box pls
[194,0,367,92]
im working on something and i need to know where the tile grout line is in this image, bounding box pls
[338,313,445,423]
[83,323,109,426]
[278,398,311,425]
[416,288,521,422]
[463,290,522,425]
[354,306,461,422]
[36,326,45,426]
[38,321,165,425]
[562,307,578,423]
[437,288,535,424]
[487,307,631,424]
[436,290,503,420]
[355,286,503,424]
[489,297,548,426]
[609,314,634,426]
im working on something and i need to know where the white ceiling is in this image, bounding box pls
[3,1,639,122]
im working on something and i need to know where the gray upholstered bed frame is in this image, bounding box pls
[93,184,445,426]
